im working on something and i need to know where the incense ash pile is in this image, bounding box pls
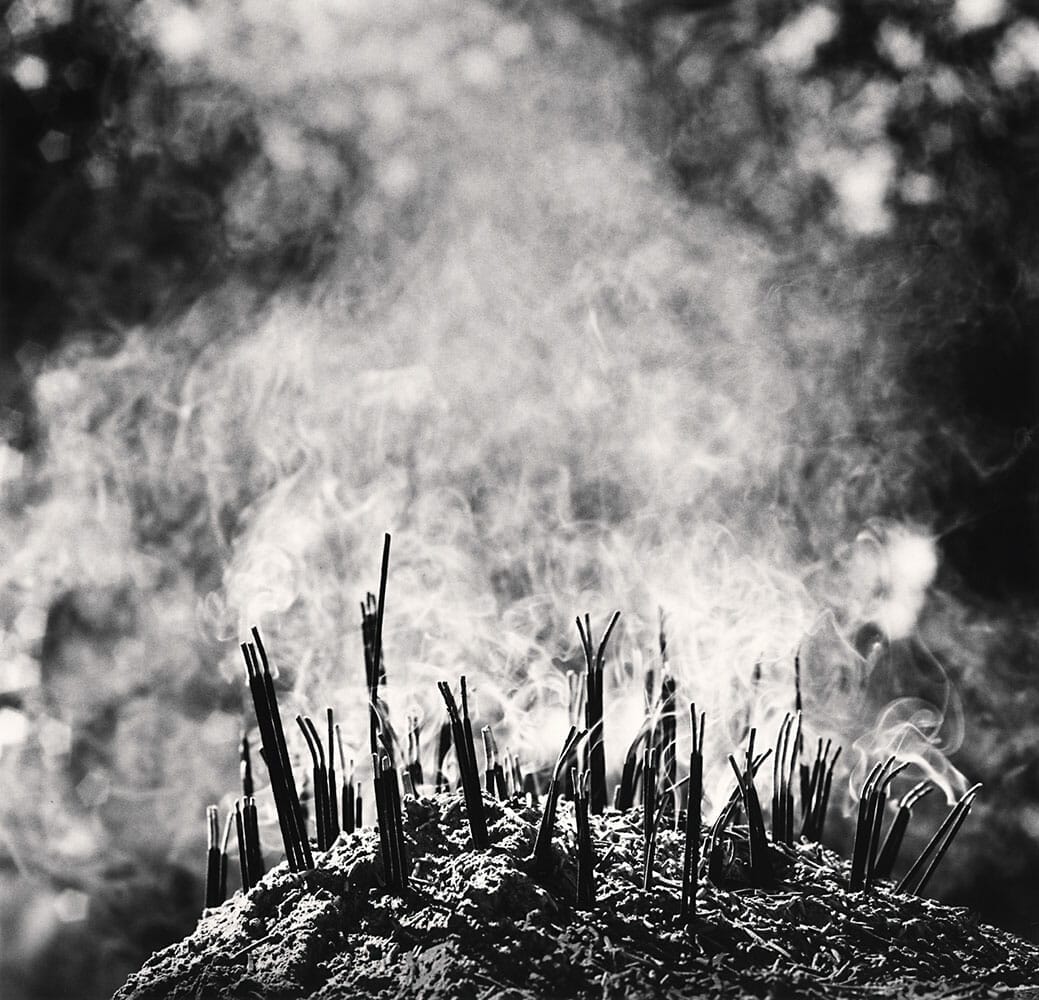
[116,792,1039,1000]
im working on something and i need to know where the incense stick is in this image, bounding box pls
[898,783,982,895]
[438,679,490,849]
[681,706,705,922]
[205,805,222,910]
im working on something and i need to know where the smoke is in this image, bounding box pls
[0,0,1002,992]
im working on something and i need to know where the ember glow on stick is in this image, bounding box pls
[204,805,222,910]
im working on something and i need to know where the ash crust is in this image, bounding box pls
[114,793,1039,1000]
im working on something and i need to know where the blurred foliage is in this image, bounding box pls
[595,0,1039,601]
[1,0,357,443]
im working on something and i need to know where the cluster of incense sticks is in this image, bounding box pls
[576,611,621,815]
[851,756,910,891]
[531,726,584,875]
[241,629,312,872]
[572,769,595,908]
[373,753,408,893]
[800,736,841,842]
[874,781,932,879]
[297,711,341,851]
[437,678,489,849]
[234,797,264,891]
[334,724,361,835]
[728,730,774,886]
[897,782,982,895]
[198,531,983,932]
[362,535,392,758]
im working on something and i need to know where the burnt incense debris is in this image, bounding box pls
[191,531,995,999]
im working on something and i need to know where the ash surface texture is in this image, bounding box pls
[115,792,1039,1000]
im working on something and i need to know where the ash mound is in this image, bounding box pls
[115,792,1039,1000]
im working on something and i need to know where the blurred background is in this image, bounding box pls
[1,0,1037,997]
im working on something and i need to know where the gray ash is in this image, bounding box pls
[116,792,1039,1000]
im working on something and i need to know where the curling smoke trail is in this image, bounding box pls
[0,2,980,991]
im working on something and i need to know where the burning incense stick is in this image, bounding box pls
[234,801,250,891]
[576,610,621,815]
[373,753,407,893]
[435,721,452,792]
[615,725,648,812]
[865,760,910,889]
[205,805,222,910]
[244,796,263,885]
[898,782,982,895]
[850,759,887,891]
[481,726,507,800]
[407,714,424,790]
[682,705,705,922]
[298,715,331,851]
[327,709,340,843]
[727,743,773,886]
[531,726,583,874]
[219,808,233,902]
[240,733,254,799]
[242,635,312,871]
[641,745,659,889]
[573,769,595,908]
[874,781,932,881]
[437,678,490,849]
